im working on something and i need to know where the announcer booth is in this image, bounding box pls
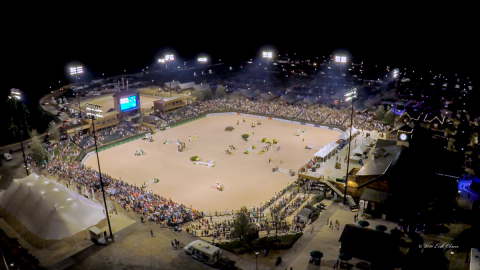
[112,89,141,118]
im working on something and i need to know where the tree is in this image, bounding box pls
[48,121,60,141]
[29,130,46,162]
[383,111,394,125]
[230,206,251,243]
[193,90,204,101]
[375,105,386,120]
[215,85,226,99]
[203,85,213,100]
[241,134,249,141]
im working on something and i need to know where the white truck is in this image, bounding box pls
[184,240,222,266]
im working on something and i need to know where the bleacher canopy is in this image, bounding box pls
[352,144,367,156]
[0,173,105,240]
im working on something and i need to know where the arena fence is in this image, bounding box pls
[160,110,347,132]
[77,132,148,163]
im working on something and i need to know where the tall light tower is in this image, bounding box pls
[343,87,357,206]
[198,57,208,77]
[334,56,347,104]
[262,51,273,91]
[70,66,84,116]
[392,68,400,126]
[166,54,175,97]
[8,88,29,176]
[85,103,113,240]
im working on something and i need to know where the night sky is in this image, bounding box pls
[2,8,475,141]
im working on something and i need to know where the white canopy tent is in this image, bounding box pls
[337,132,349,140]
[0,173,105,240]
[314,147,330,159]
[362,136,375,147]
[352,144,368,156]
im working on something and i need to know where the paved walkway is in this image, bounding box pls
[275,200,398,270]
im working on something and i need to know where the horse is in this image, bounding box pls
[225,150,232,155]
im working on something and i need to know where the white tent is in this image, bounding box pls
[344,126,358,135]
[314,147,330,159]
[337,132,349,140]
[362,137,375,147]
[0,173,105,240]
[352,144,367,156]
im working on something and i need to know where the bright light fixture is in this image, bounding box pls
[334,56,347,63]
[262,51,273,59]
[165,54,174,61]
[198,57,207,63]
[69,66,83,75]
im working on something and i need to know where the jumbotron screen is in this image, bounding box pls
[119,95,137,111]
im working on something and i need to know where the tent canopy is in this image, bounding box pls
[362,137,375,147]
[0,173,105,240]
[352,144,367,155]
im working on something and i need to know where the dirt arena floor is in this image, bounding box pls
[84,115,341,213]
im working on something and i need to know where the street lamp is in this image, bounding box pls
[70,66,84,116]
[85,103,113,240]
[343,88,357,206]
[8,88,29,176]
[255,252,259,270]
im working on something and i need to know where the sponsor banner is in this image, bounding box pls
[329,127,334,130]
[306,123,314,127]
[165,126,170,130]
[300,122,306,125]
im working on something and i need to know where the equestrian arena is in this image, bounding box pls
[83,114,341,213]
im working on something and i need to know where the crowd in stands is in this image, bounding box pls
[155,98,389,132]
[45,142,201,227]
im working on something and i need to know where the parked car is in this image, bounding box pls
[3,153,13,161]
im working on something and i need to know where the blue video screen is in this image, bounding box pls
[119,95,137,111]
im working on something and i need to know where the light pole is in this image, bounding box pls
[70,66,84,117]
[334,55,347,105]
[86,103,113,240]
[262,51,273,91]
[164,54,175,97]
[255,251,259,270]
[447,251,454,269]
[198,56,208,78]
[9,88,29,176]
[392,68,400,126]
[343,88,357,206]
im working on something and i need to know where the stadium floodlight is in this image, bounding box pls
[334,56,347,63]
[69,66,83,75]
[8,88,29,176]
[343,87,357,207]
[164,54,175,97]
[198,57,208,63]
[262,51,273,59]
[85,103,112,240]
[158,58,165,63]
[393,68,400,78]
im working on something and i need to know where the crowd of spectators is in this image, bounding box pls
[156,98,387,133]
[45,142,201,227]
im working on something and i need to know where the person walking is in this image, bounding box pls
[150,230,154,237]
[141,216,144,223]
[264,249,267,258]
[269,158,271,164]
[171,240,174,248]
[311,226,314,234]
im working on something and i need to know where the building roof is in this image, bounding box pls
[164,81,181,88]
[193,84,210,91]
[278,93,298,103]
[360,188,390,204]
[257,92,279,101]
[356,145,401,176]
[178,82,196,89]
[299,96,320,105]
[339,224,397,261]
